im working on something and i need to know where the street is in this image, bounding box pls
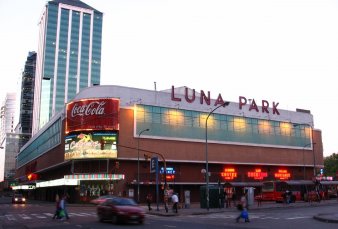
[0,199,337,229]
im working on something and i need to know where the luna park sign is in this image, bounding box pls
[170,85,280,115]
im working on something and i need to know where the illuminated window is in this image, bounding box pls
[259,120,272,134]
[234,117,246,132]
[280,122,291,136]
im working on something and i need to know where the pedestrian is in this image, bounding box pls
[236,192,249,223]
[52,194,60,219]
[164,194,169,213]
[59,194,70,220]
[232,189,237,207]
[171,192,179,213]
[256,193,262,207]
[146,193,152,211]
[226,188,233,208]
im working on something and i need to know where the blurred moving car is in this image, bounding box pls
[97,197,145,224]
[90,195,115,205]
[12,193,26,204]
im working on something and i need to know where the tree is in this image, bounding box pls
[323,153,338,177]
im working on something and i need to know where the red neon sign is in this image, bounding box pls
[221,168,237,180]
[247,168,268,180]
[274,169,291,180]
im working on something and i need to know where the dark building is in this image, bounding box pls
[18,52,36,148]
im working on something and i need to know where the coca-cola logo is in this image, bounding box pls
[71,101,106,118]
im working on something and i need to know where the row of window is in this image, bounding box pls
[136,105,311,145]
[17,118,61,168]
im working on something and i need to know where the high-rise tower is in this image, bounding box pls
[32,0,102,135]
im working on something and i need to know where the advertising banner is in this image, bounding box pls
[66,98,119,134]
[64,132,118,160]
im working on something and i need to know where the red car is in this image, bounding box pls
[90,195,115,205]
[97,197,145,224]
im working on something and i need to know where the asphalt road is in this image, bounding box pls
[0,198,337,228]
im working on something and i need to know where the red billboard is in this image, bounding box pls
[66,98,119,134]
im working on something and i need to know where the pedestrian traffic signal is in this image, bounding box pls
[144,154,151,161]
[166,175,175,181]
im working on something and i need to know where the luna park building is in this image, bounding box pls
[14,85,323,203]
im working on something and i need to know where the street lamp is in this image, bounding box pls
[137,128,150,203]
[205,101,229,211]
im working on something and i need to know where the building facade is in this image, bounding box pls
[18,52,37,148]
[32,0,103,135]
[0,93,17,183]
[15,85,324,203]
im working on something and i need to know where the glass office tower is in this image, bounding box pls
[32,0,102,135]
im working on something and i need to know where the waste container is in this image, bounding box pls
[244,187,255,206]
[200,185,224,208]
[184,190,190,208]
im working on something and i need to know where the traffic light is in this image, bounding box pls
[27,173,38,181]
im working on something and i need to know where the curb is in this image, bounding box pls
[313,215,338,224]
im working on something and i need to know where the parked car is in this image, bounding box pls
[90,195,115,205]
[12,193,26,204]
[97,197,145,224]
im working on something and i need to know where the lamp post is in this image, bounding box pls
[205,101,229,211]
[137,128,150,203]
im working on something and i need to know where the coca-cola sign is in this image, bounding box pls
[66,98,119,133]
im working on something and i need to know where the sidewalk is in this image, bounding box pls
[144,199,338,223]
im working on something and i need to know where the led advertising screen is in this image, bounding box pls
[65,132,117,160]
[66,98,119,134]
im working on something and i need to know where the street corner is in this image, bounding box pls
[313,213,338,224]
[146,211,177,217]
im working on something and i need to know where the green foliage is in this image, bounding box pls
[324,153,338,177]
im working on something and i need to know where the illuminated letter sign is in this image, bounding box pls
[221,168,237,180]
[66,98,119,134]
[247,169,268,180]
[274,169,291,180]
[64,132,118,160]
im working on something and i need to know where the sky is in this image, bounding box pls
[0,0,338,157]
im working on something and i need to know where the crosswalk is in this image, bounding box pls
[186,213,312,221]
[0,212,97,221]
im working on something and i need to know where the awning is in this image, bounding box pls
[320,181,338,185]
[224,182,263,187]
[284,180,314,185]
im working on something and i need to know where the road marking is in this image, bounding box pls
[31,213,46,218]
[286,216,311,220]
[79,213,95,216]
[5,214,16,221]
[18,214,31,219]
[164,225,176,228]
[44,213,54,217]
[261,217,280,219]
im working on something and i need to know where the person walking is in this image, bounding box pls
[171,193,179,213]
[164,194,169,213]
[146,193,153,211]
[52,194,60,219]
[236,191,250,223]
[59,194,70,220]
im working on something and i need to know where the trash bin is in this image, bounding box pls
[184,190,190,208]
[200,185,224,208]
[244,187,255,206]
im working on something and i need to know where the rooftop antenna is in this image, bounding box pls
[154,81,157,91]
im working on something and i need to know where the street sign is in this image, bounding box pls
[150,157,158,173]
